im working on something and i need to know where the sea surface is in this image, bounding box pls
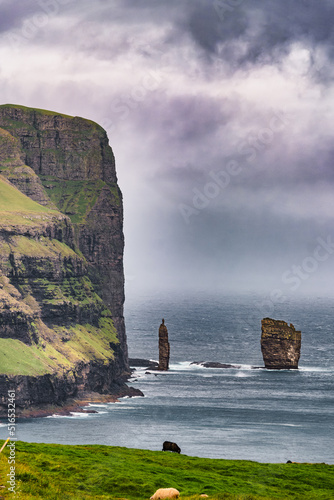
[1,290,333,463]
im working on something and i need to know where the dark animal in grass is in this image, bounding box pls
[162,441,181,454]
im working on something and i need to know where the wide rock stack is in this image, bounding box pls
[261,318,301,369]
[158,319,170,371]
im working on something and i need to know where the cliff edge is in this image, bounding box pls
[0,104,133,415]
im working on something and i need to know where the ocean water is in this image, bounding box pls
[0,290,333,464]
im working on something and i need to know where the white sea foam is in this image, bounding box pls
[299,366,333,373]
[235,371,251,378]
[107,405,137,410]
[86,403,109,408]
[46,414,69,419]
[46,411,97,419]
[46,412,95,419]
[169,361,196,371]
[110,398,143,406]
[69,412,92,418]
[169,361,256,372]
[130,369,148,379]
[261,423,303,427]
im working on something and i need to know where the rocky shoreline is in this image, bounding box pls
[2,385,143,419]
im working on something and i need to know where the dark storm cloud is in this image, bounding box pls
[83,0,184,25]
[2,0,334,63]
[0,0,39,33]
[6,0,330,84]
[86,0,334,50]
[80,0,334,87]
[181,0,334,80]
[187,3,248,52]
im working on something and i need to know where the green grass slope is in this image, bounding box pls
[0,443,333,500]
[0,175,53,213]
[39,177,120,225]
[0,338,61,376]
[0,175,58,227]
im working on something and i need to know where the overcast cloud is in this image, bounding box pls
[1,0,334,294]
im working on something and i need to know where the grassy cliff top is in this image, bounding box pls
[0,103,74,119]
[0,103,103,130]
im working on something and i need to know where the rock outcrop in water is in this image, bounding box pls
[0,104,135,415]
[261,318,301,369]
[158,319,170,370]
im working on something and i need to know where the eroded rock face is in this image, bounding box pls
[261,318,301,369]
[158,319,170,371]
[0,104,131,414]
[0,127,57,209]
[0,104,127,367]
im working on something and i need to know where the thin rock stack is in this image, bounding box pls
[158,318,170,371]
[261,318,301,369]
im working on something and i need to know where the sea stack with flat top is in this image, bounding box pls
[158,318,170,370]
[261,318,301,369]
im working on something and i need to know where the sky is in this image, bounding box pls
[1,0,334,296]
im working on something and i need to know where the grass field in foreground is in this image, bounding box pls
[0,442,333,499]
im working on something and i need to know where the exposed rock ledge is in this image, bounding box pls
[6,388,143,419]
[129,358,159,370]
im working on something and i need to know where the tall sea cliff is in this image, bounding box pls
[0,104,132,415]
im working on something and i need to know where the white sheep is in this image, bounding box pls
[150,487,180,499]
